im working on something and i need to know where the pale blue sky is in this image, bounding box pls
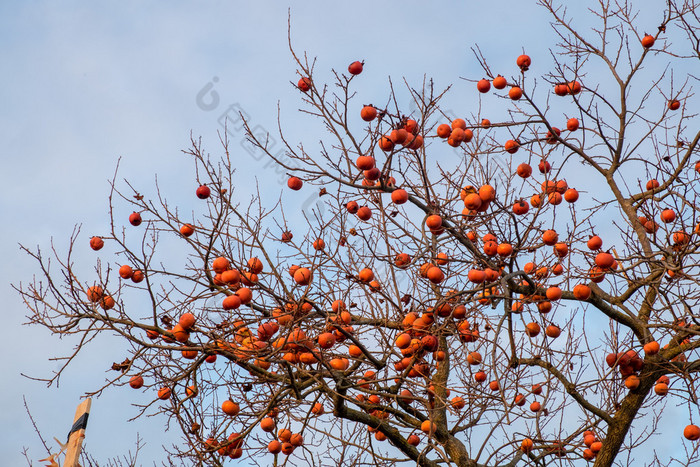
[1,1,690,465]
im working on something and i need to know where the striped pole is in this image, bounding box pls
[63,398,91,467]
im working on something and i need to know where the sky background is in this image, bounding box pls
[1,1,689,465]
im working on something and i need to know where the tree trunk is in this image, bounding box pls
[593,376,655,466]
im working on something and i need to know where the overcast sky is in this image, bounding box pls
[1,1,688,465]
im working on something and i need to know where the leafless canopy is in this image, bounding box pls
[17,1,700,466]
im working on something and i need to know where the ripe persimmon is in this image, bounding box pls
[358,268,374,283]
[548,192,563,205]
[128,212,142,226]
[546,286,562,301]
[391,188,409,204]
[568,80,582,95]
[644,341,660,355]
[355,155,375,170]
[278,428,292,442]
[348,61,363,75]
[129,375,144,389]
[587,235,603,250]
[542,229,558,245]
[553,242,568,257]
[450,128,466,144]
[195,184,210,199]
[660,209,676,223]
[468,269,487,283]
[281,442,294,455]
[390,128,408,145]
[573,284,592,300]
[212,256,230,274]
[463,129,474,143]
[684,425,700,441]
[516,163,532,178]
[451,396,466,409]
[509,86,523,100]
[463,193,482,210]
[297,77,311,92]
[293,267,313,286]
[516,54,531,69]
[545,127,561,144]
[171,324,189,343]
[525,322,541,337]
[435,252,449,265]
[538,301,552,314]
[426,266,445,284]
[89,236,104,251]
[287,176,303,190]
[595,252,615,269]
[378,136,394,152]
[483,241,498,256]
[564,188,579,202]
[625,375,640,390]
[86,285,103,303]
[356,206,372,221]
[477,78,491,93]
[478,185,496,203]
[508,200,527,216]
[467,351,482,365]
[268,440,282,454]
[493,75,507,89]
[420,420,435,434]
[360,105,377,121]
[179,312,195,330]
[451,118,467,130]
[436,123,451,138]
[348,344,362,358]
[425,215,442,230]
[673,231,690,246]
[554,83,569,96]
[654,382,669,396]
[180,224,194,237]
[222,294,242,311]
[497,243,514,256]
[181,349,197,359]
[504,140,520,154]
[100,295,115,310]
[395,333,411,349]
[329,357,349,371]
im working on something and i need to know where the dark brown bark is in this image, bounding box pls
[593,374,657,466]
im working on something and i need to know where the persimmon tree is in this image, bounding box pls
[18,1,700,466]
